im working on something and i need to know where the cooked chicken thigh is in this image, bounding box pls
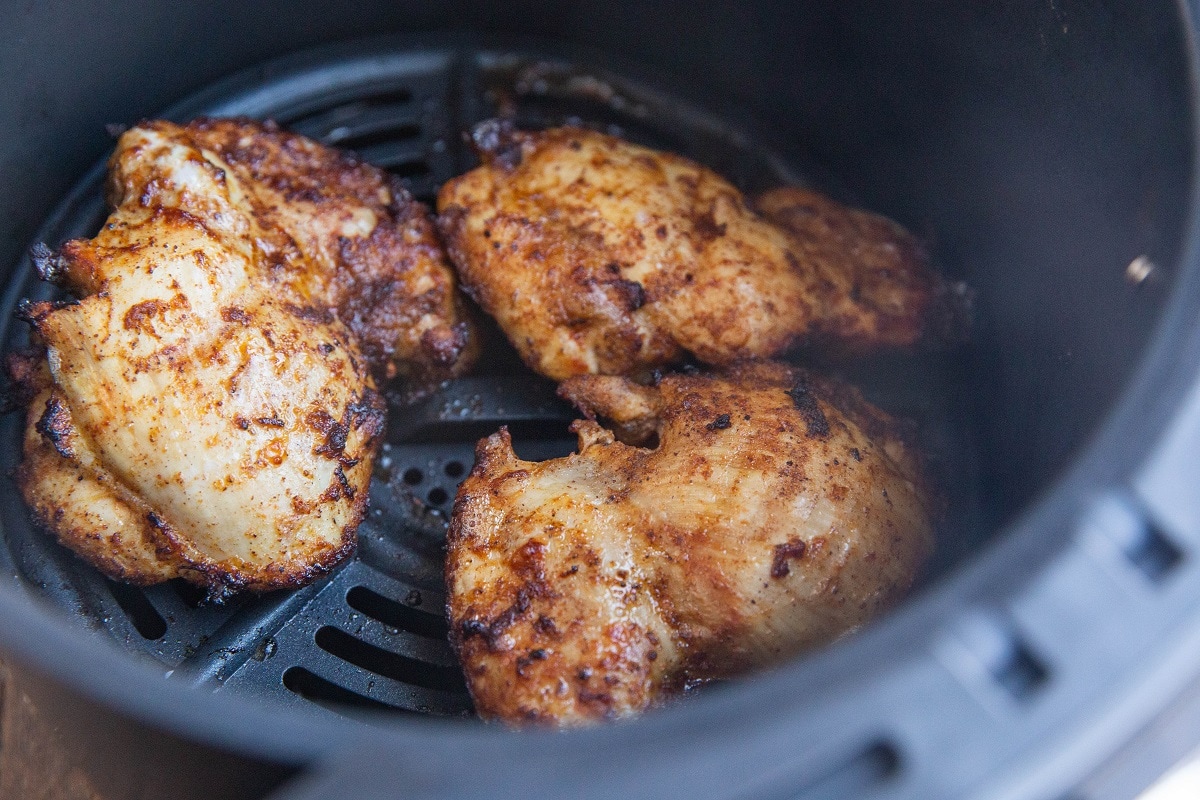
[438,123,940,380]
[13,122,394,592]
[446,362,934,724]
[148,117,476,384]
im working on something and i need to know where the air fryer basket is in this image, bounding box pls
[0,36,985,721]
[1,4,1199,800]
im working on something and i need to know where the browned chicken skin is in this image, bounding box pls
[161,117,477,384]
[446,362,935,725]
[10,119,482,592]
[437,123,940,381]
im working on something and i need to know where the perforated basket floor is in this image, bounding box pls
[0,39,984,720]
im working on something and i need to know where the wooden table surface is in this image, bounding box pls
[0,658,291,800]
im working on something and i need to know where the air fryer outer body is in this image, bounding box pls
[1,2,1199,799]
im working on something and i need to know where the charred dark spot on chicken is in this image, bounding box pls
[30,242,68,285]
[35,395,75,459]
[459,588,534,651]
[770,538,807,579]
[16,298,77,326]
[787,380,831,438]
[607,278,646,311]
[705,413,732,431]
